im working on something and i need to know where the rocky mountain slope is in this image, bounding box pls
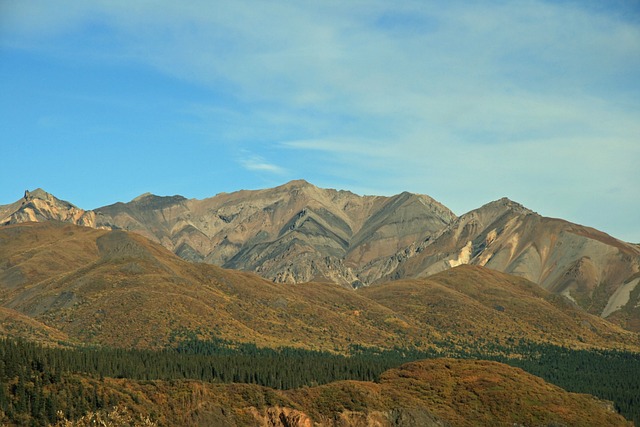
[1,181,455,287]
[0,189,97,227]
[377,198,640,330]
[1,182,639,328]
[0,222,636,351]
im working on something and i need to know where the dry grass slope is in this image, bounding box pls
[1,222,638,353]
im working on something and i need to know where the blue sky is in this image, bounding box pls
[1,1,639,242]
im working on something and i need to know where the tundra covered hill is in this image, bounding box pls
[0,306,71,346]
[284,358,631,427]
[31,359,630,426]
[361,265,639,350]
[0,222,637,352]
[0,222,416,350]
[0,181,456,287]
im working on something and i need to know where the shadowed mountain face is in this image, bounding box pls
[1,181,639,328]
[0,222,637,351]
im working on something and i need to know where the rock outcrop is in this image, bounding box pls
[0,189,97,227]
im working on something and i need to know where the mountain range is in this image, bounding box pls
[2,182,640,425]
[2,181,639,332]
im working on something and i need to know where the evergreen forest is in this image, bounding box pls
[0,337,639,426]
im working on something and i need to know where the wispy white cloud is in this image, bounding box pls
[240,154,286,175]
[1,0,639,240]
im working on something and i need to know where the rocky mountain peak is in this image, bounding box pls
[24,188,53,202]
[99,194,188,213]
[480,197,534,216]
[264,179,317,198]
[131,192,154,202]
[23,188,78,210]
[0,189,96,228]
[280,179,314,189]
[129,193,187,204]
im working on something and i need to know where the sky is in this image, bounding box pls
[1,1,639,242]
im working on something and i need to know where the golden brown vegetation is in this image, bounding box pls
[1,223,638,354]
[33,359,632,426]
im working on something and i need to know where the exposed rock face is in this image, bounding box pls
[0,189,97,227]
[91,180,456,287]
[604,273,640,331]
[379,198,640,323]
[250,407,314,427]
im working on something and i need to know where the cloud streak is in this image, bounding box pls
[240,154,286,175]
[1,0,639,241]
